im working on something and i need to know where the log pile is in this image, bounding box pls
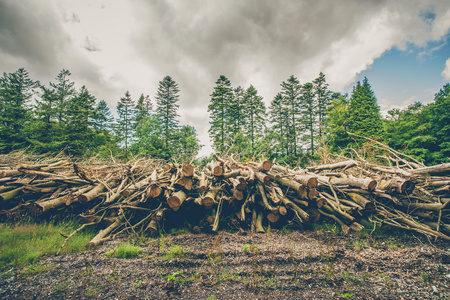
[1,150,450,252]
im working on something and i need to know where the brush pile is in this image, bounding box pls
[1,147,450,251]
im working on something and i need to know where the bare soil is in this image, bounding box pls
[1,230,450,299]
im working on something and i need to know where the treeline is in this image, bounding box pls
[0,69,201,160]
[0,68,449,165]
[207,74,449,165]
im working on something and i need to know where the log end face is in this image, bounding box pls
[307,177,318,188]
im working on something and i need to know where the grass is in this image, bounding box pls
[106,242,141,259]
[0,221,95,273]
[164,245,184,260]
[353,239,369,252]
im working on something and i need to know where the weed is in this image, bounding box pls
[164,245,184,260]
[165,270,186,284]
[378,273,392,287]
[421,273,429,282]
[353,239,369,252]
[19,264,55,276]
[106,242,141,259]
[159,234,165,252]
[170,227,190,235]
[343,271,363,286]
[85,285,101,297]
[312,221,340,235]
[108,270,119,283]
[55,280,70,291]
[387,241,399,250]
[336,292,355,298]
[243,244,250,254]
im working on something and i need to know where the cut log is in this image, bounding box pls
[329,176,377,191]
[78,183,107,203]
[202,186,221,207]
[293,174,318,188]
[347,193,375,211]
[256,211,265,233]
[30,195,70,215]
[167,190,187,211]
[255,171,271,185]
[269,172,307,198]
[86,216,124,249]
[378,178,415,195]
[267,212,279,223]
[145,220,159,235]
[181,164,194,177]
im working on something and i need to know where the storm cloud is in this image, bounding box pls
[1,0,449,156]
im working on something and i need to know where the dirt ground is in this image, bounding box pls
[1,230,450,300]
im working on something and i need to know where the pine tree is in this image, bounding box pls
[93,100,114,132]
[176,125,202,161]
[325,92,351,151]
[313,72,331,137]
[347,77,384,144]
[428,83,450,162]
[116,91,136,157]
[31,86,62,152]
[384,102,435,163]
[269,93,286,156]
[242,85,266,152]
[208,75,233,152]
[155,76,180,151]
[135,94,153,125]
[280,75,302,156]
[64,86,96,155]
[300,82,316,153]
[0,68,38,152]
[50,69,75,123]
[228,86,245,138]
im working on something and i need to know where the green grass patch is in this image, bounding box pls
[164,245,184,260]
[0,221,95,273]
[106,242,141,259]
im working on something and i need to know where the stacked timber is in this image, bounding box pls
[1,151,450,252]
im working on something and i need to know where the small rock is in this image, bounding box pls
[432,286,439,294]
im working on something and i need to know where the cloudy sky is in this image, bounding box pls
[1,0,450,156]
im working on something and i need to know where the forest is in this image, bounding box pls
[0,68,449,166]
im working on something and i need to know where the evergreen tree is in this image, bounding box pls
[50,69,75,123]
[347,77,384,144]
[176,125,202,161]
[313,72,331,137]
[325,92,351,151]
[242,85,266,152]
[64,86,96,155]
[384,102,435,163]
[155,76,180,151]
[0,68,38,152]
[93,100,114,132]
[269,93,289,156]
[280,75,302,155]
[428,83,450,162]
[131,115,165,158]
[208,75,233,152]
[229,86,245,138]
[300,82,316,153]
[31,86,62,152]
[116,91,136,157]
[135,94,153,125]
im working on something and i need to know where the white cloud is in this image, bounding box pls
[442,58,450,80]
